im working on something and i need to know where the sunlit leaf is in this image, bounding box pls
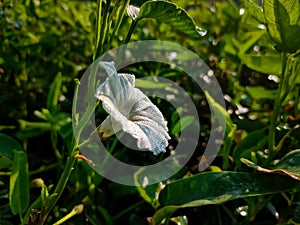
[171,116,195,135]
[242,149,300,180]
[47,72,62,115]
[263,0,300,52]
[135,78,172,89]
[205,91,234,136]
[242,0,265,23]
[170,215,188,225]
[239,54,282,75]
[238,30,266,54]
[137,1,202,39]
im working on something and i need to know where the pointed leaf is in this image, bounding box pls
[242,0,265,23]
[263,0,300,52]
[238,30,266,54]
[205,91,233,135]
[171,116,195,135]
[153,171,300,224]
[0,133,23,160]
[47,72,62,115]
[135,78,172,89]
[9,151,30,215]
[137,1,202,39]
[242,149,300,180]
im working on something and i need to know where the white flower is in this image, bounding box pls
[96,61,170,155]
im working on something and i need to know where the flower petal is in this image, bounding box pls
[96,61,170,155]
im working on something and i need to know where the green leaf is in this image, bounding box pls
[242,0,265,23]
[238,30,266,54]
[233,129,268,162]
[153,171,300,224]
[171,116,195,135]
[246,86,276,100]
[9,151,30,215]
[239,54,282,75]
[47,72,62,115]
[0,155,12,169]
[42,193,58,209]
[0,133,23,160]
[263,0,300,53]
[170,215,188,225]
[242,149,300,180]
[205,91,233,135]
[135,78,172,89]
[134,168,161,208]
[137,1,202,39]
[17,120,51,140]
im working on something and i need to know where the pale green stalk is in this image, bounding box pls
[93,0,103,60]
[267,52,287,159]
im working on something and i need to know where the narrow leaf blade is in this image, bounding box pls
[47,72,62,114]
[9,151,30,215]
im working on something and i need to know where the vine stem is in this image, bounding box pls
[105,0,131,53]
[115,19,138,66]
[37,80,81,225]
[267,52,288,161]
[93,0,103,60]
[37,151,78,225]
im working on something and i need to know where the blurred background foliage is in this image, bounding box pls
[1,0,300,224]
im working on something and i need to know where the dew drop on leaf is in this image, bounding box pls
[196,27,207,36]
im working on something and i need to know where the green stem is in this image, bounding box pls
[38,152,78,225]
[0,171,11,175]
[93,0,103,60]
[53,204,83,225]
[29,162,61,176]
[115,19,138,66]
[267,52,288,161]
[295,86,300,117]
[51,130,62,160]
[98,0,111,56]
[105,0,130,53]
[221,205,238,223]
[75,62,99,143]
[19,211,24,225]
[37,80,82,225]
[94,0,113,59]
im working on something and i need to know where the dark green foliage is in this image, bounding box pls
[1,0,300,225]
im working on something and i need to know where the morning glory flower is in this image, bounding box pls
[96,61,170,155]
